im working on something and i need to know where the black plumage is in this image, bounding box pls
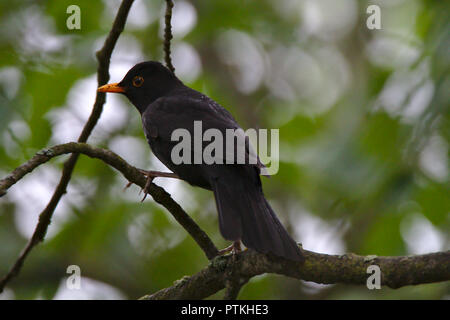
[98,61,304,261]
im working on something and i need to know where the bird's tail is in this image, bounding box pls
[211,176,304,262]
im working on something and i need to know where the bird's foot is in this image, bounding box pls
[123,169,180,201]
[140,173,154,202]
[219,240,242,256]
[137,169,180,202]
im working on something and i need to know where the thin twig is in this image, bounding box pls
[164,0,175,73]
[0,0,135,293]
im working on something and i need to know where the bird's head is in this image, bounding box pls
[97,61,182,113]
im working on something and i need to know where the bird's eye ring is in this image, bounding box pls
[132,76,144,87]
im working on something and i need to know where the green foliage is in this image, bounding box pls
[0,0,448,299]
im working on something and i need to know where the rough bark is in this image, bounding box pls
[142,249,450,300]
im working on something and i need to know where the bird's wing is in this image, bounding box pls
[143,95,266,173]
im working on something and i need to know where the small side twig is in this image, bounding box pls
[223,283,243,300]
[223,256,247,300]
[164,0,175,73]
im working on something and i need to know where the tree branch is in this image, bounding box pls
[141,249,450,300]
[2,1,135,292]
[0,143,219,262]
[1,143,448,298]
[0,0,135,293]
[164,0,175,73]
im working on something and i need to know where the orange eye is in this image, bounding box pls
[132,76,144,87]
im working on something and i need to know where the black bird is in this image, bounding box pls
[98,61,303,261]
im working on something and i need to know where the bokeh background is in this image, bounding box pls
[0,0,449,299]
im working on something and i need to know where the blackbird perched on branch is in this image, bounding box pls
[98,61,304,261]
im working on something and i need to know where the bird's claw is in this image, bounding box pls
[123,181,133,191]
[123,169,179,202]
[140,174,155,202]
[219,241,242,256]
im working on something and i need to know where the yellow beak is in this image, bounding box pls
[97,82,126,93]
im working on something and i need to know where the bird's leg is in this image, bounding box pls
[218,243,234,255]
[232,240,242,254]
[219,240,242,255]
[123,169,180,202]
[138,169,180,180]
[139,169,180,202]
